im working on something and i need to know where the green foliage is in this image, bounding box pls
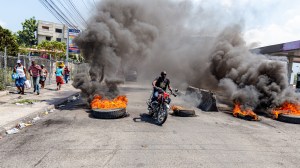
[69,54,84,63]
[17,17,37,47]
[37,40,66,59]
[0,68,13,91]
[0,26,19,55]
[14,99,40,104]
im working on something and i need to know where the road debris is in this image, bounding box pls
[32,116,41,122]
[58,105,65,108]
[6,128,19,134]
[68,95,79,102]
[17,123,26,129]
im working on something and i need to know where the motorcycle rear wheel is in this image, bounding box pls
[157,105,168,125]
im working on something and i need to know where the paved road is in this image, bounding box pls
[0,83,299,168]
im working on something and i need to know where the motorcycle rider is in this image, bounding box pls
[151,71,173,102]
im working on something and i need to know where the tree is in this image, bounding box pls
[17,17,37,47]
[37,40,66,59]
[0,26,19,55]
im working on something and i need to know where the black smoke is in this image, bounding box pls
[73,0,299,108]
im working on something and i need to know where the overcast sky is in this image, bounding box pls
[0,0,299,47]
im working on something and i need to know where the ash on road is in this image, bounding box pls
[0,83,299,168]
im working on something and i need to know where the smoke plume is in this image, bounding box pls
[73,0,299,108]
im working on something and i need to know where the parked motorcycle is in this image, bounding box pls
[147,88,178,125]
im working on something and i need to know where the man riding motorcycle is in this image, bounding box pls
[151,71,173,103]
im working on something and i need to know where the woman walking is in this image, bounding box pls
[55,66,64,90]
[39,64,48,89]
[14,60,26,94]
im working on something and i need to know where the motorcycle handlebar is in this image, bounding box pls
[154,87,178,97]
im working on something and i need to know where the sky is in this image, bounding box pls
[0,0,300,80]
[1,0,300,47]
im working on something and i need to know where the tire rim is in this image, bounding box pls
[157,109,166,123]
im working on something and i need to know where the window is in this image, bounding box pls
[55,28,62,33]
[46,36,51,41]
[42,26,49,30]
[56,38,61,42]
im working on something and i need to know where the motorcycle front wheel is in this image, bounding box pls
[157,104,168,125]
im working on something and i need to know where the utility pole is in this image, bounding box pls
[66,27,69,66]
[4,47,7,85]
[49,54,52,85]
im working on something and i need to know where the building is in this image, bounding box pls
[37,20,68,44]
[252,40,300,84]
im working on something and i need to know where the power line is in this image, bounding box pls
[66,0,88,26]
[48,0,78,29]
[56,0,83,29]
[82,0,90,11]
[39,0,71,28]
[39,0,88,30]
[40,0,77,29]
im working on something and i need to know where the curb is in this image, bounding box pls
[0,92,80,137]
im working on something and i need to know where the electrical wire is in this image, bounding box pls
[39,0,89,30]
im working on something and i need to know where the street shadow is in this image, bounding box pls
[133,113,158,125]
[45,88,57,91]
[9,91,19,94]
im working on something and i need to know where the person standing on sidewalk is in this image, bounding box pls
[64,66,70,84]
[55,66,64,90]
[39,64,48,89]
[14,60,26,95]
[28,60,42,95]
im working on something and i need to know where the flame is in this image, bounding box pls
[272,102,300,119]
[171,105,184,111]
[233,103,258,120]
[91,94,128,109]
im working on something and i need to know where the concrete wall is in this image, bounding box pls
[37,20,68,44]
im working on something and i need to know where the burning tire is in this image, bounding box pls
[173,109,196,117]
[277,114,300,124]
[92,108,127,119]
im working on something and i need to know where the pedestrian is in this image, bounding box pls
[64,65,70,83]
[55,65,64,90]
[39,64,48,89]
[14,60,26,94]
[28,60,42,95]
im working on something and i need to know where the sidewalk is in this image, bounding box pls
[0,83,79,135]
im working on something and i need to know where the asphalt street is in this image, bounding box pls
[0,83,299,168]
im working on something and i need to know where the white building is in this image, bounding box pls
[37,20,68,44]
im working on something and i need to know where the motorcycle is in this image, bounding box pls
[147,88,178,125]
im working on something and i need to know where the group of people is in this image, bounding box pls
[13,60,70,95]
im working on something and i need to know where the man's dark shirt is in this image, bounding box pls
[155,77,170,91]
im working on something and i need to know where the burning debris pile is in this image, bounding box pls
[171,105,196,117]
[91,95,128,109]
[72,0,159,102]
[233,102,258,121]
[71,0,300,120]
[272,102,300,119]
